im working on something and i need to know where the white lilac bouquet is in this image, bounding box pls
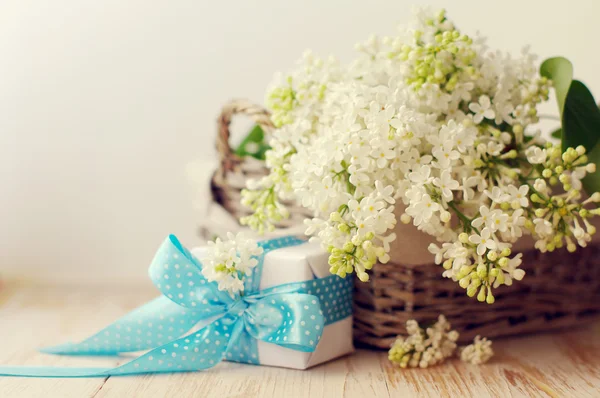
[240,9,600,303]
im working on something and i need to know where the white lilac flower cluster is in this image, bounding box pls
[460,335,494,365]
[201,232,263,295]
[388,315,459,368]
[240,8,600,300]
[388,317,494,368]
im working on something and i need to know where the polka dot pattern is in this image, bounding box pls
[114,317,233,375]
[259,274,354,326]
[148,235,234,312]
[6,235,353,377]
[244,293,324,352]
[304,274,353,326]
[225,317,259,365]
[42,296,202,355]
[228,273,353,364]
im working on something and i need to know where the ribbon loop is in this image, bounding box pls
[149,235,234,311]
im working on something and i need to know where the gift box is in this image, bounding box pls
[0,235,354,378]
[190,239,354,370]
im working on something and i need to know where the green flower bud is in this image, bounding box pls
[338,223,350,233]
[534,208,547,218]
[355,247,365,258]
[458,265,472,279]
[580,208,589,218]
[477,286,487,302]
[467,285,478,297]
[477,263,488,279]
[559,174,569,184]
[330,212,342,222]
[512,124,524,134]
[459,276,471,289]
[443,259,453,270]
[495,270,505,285]
[357,271,369,282]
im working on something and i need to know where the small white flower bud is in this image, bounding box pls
[440,210,451,223]
[586,163,597,173]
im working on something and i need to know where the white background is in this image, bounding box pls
[2,0,599,284]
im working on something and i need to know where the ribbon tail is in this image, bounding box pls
[0,319,231,378]
[0,367,112,378]
[41,296,204,356]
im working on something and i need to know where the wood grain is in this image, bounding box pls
[1,283,599,397]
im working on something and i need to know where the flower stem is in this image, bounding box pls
[448,201,479,234]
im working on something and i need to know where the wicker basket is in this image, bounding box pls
[210,99,600,348]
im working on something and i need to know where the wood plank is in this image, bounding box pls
[1,284,599,397]
[94,350,390,398]
[0,284,155,398]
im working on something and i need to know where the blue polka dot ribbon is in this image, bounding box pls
[0,235,353,377]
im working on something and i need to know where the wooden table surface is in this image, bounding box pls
[0,283,599,398]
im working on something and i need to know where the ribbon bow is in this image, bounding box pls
[0,235,353,377]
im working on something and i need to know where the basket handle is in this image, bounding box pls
[216,99,274,171]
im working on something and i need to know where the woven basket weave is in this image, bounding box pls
[210,99,600,347]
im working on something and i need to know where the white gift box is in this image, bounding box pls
[191,241,355,370]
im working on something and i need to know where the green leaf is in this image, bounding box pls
[550,128,562,140]
[234,125,270,160]
[561,80,600,152]
[540,57,573,117]
[560,80,600,193]
[541,56,600,194]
